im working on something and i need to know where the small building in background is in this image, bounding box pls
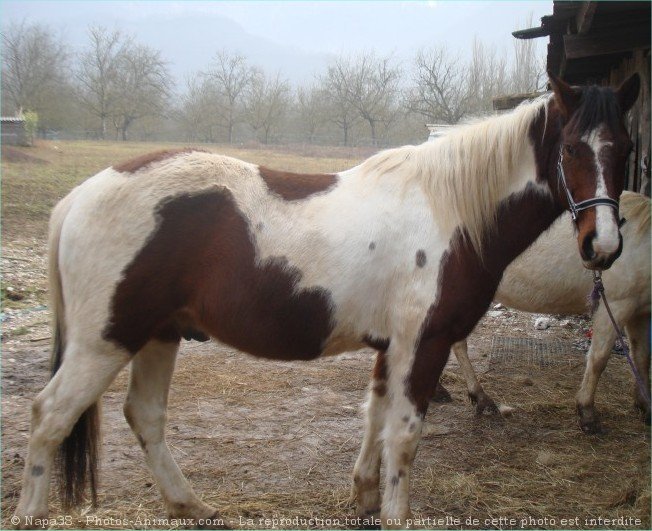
[1,116,27,146]
[512,0,651,195]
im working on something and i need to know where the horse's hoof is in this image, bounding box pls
[470,392,498,415]
[432,384,453,403]
[579,420,605,435]
[577,405,605,435]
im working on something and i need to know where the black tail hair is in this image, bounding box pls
[51,311,100,508]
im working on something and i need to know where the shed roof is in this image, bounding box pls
[513,1,651,84]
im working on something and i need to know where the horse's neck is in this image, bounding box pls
[479,184,564,279]
[482,100,566,273]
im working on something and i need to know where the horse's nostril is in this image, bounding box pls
[582,232,596,260]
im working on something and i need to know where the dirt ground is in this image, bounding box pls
[2,262,650,530]
[1,142,650,529]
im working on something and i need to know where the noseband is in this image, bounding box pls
[556,148,620,221]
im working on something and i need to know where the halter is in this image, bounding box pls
[556,148,620,221]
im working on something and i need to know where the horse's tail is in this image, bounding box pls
[48,193,101,509]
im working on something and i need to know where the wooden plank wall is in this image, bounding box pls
[609,49,651,195]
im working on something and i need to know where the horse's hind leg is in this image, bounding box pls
[123,339,221,524]
[452,340,498,414]
[14,341,129,527]
[352,351,388,523]
[625,313,651,423]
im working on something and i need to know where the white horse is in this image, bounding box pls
[13,74,639,529]
[446,191,650,433]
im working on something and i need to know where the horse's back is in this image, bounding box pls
[53,150,348,358]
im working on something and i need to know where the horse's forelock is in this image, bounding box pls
[567,85,623,138]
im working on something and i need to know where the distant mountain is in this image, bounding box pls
[112,14,334,86]
[2,7,334,88]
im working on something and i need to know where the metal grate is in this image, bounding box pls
[489,336,583,368]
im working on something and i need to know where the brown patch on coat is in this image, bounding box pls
[416,249,427,268]
[104,189,334,358]
[371,350,388,397]
[400,452,411,467]
[258,167,338,200]
[113,148,208,174]
[364,335,390,351]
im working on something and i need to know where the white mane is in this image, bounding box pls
[359,95,551,253]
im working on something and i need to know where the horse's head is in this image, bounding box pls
[549,72,640,270]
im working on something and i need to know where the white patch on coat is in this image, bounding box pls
[583,126,619,254]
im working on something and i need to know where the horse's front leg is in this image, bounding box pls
[380,336,450,529]
[352,351,389,524]
[576,305,619,433]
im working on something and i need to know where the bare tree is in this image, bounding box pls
[1,21,70,124]
[346,53,401,145]
[76,26,127,139]
[408,46,471,125]
[467,37,510,114]
[204,51,252,143]
[176,74,222,142]
[321,61,359,146]
[243,70,290,144]
[112,43,171,140]
[296,84,327,144]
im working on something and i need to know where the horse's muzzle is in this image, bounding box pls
[581,231,623,270]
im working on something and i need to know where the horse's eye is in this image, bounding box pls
[564,144,576,157]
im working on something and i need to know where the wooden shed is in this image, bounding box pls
[513,0,651,195]
[1,116,27,146]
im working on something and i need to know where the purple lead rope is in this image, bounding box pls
[589,271,651,408]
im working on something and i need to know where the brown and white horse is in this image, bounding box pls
[14,74,639,529]
[442,191,650,432]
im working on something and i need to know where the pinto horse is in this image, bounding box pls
[14,73,639,529]
[442,191,650,432]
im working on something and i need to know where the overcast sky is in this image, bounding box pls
[3,1,552,83]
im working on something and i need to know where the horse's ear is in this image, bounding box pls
[548,71,581,120]
[615,73,640,114]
